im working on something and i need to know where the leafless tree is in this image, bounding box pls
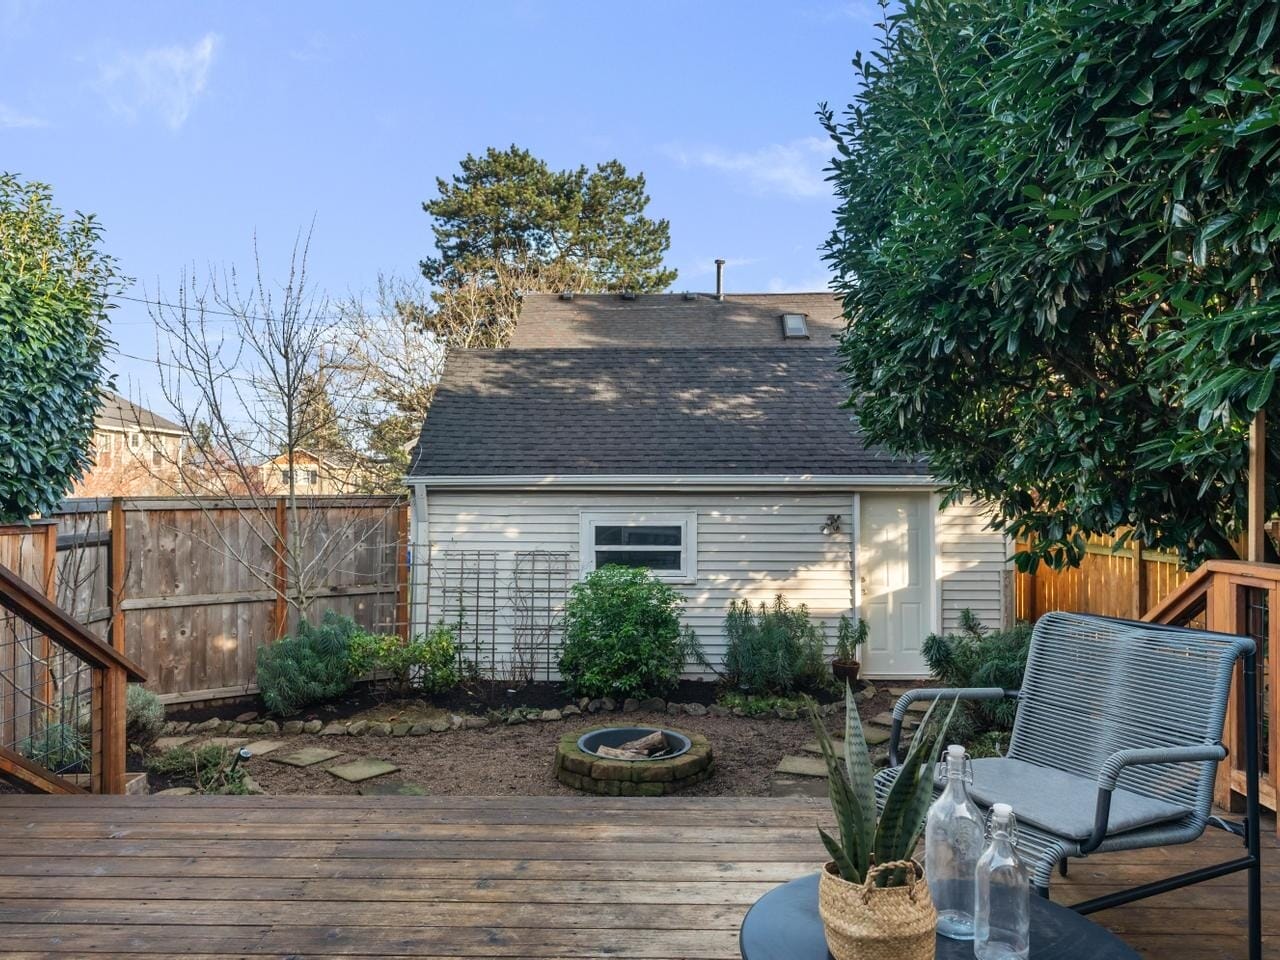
[137,230,395,624]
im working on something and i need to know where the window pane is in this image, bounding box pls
[597,550,683,571]
[594,525,681,547]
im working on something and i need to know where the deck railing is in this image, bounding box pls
[1144,560,1278,824]
[0,562,146,793]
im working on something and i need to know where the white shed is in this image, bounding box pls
[406,293,1009,680]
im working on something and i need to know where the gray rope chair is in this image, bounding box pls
[874,611,1262,960]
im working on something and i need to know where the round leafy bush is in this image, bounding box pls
[557,566,700,699]
[125,684,166,749]
[0,174,120,521]
[348,623,459,696]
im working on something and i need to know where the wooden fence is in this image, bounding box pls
[1014,534,1192,622]
[1,497,408,704]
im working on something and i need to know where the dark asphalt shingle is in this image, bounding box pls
[408,348,926,478]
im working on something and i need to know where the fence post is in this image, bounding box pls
[272,496,288,640]
[108,498,126,654]
[1132,536,1146,620]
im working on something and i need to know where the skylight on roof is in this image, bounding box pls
[781,313,809,339]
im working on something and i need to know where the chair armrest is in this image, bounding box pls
[888,687,1015,766]
[1080,743,1227,854]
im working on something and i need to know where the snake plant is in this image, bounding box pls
[806,686,955,887]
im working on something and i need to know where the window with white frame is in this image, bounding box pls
[579,512,697,582]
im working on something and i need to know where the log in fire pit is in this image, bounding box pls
[555,725,713,796]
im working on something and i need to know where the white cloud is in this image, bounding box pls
[0,103,45,128]
[98,33,219,130]
[666,137,832,199]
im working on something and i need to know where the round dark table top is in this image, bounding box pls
[739,874,1139,960]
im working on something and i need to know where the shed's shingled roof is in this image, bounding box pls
[511,292,846,349]
[408,348,926,478]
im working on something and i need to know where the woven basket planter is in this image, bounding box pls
[817,859,936,960]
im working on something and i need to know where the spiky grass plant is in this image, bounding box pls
[806,686,955,887]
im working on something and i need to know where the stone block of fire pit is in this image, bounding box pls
[554,725,712,795]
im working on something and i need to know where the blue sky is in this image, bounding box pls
[2,0,883,404]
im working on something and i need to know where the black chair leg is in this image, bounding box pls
[1058,858,1069,878]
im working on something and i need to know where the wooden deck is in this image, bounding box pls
[0,794,1270,959]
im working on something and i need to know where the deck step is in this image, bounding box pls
[769,775,831,798]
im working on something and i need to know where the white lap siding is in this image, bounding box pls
[418,491,855,677]
[934,498,1011,633]
[413,489,1009,678]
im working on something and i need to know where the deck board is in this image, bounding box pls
[0,795,1270,959]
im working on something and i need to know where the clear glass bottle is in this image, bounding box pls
[974,802,1031,960]
[924,744,984,940]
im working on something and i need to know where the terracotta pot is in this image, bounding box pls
[831,659,860,684]
[818,859,936,960]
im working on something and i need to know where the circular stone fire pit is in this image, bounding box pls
[555,725,713,796]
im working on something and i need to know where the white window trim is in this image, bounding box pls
[579,511,698,584]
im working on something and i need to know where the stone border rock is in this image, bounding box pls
[554,726,713,796]
[159,689,866,739]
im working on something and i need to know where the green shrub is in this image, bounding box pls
[348,624,458,696]
[921,609,1032,736]
[834,614,868,662]
[20,721,89,774]
[716,691,810,718]
[721,595,829,696]
[146,743,248,794]
[557,566,702,699]
[125,684,165,749]
[256,611,359,715]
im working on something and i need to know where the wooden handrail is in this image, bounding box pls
[0,562,146,682]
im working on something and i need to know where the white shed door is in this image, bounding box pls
[859,494,931,677]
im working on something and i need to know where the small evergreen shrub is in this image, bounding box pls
[146,743,248,794]
[348,624,458,696]
[921,609,1032,738]
[20,722,89,774]
[721,595,829,696]
[557,566,702,699]
[256,611,360,715]
[716,691,810,718]
[125,684,166,749]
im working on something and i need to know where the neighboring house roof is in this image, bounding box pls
[408,347,927,479]
[511,292,845,349]
[97,391,186,434]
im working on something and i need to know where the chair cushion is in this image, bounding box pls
[955,758,1192,841]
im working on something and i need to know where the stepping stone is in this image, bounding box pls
[888,686,912,696]
[155,786,195,796]
[869,711,920,729]
[769,776,831,799]
[200,737,249,749]
[327,759,400,783]
[801,738,847,756]
[800,729,890,757]
[271,747,341,768]
[774,755,830,779]
[359,780,428,796]
[153,736,194,751]
[242,740,285,757]
[907,700,931,713]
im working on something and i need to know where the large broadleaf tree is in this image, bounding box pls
[824,0,1280,568]
[0,174,119,522]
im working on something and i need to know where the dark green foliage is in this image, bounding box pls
[557,566,701,699]
[146,743,248,794]
[20,721,89,773]
[348,623,458,696]
[0,174,120,521]
[255,611,359,715]
[420,146,676,348]
[716,691,811,718]
[822,0,1280,569]
[834,614,868,662]
[921,609,1032,735]
[125,684,166,750]
[722,595,829,696]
